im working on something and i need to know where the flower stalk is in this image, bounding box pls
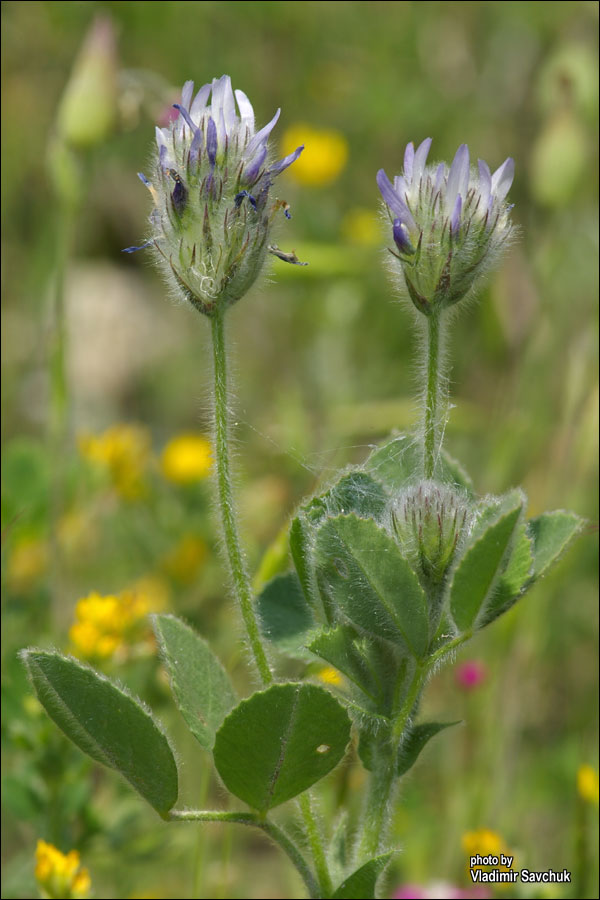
[211,309,272,685]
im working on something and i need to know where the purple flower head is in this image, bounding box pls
[125,76,304,316]
[377,139,515,314]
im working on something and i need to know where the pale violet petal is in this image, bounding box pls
[412,137,432,183]
[190,83,211,123]
[376,169,417,231]
[491,157,515,202]
[477,159,492,211]
[446,144,470,212]
[234,89,255,134]
[404,143,415,180]
[243,108,280,159]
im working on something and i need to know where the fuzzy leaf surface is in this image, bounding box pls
[315,515,429,657]
[152,614,236,750]
[528,511,583,579]
[256,571,315,658]
[450,496,523,632]
[213,683,350,812]
[21,650,178,816]
[331,852,393,899]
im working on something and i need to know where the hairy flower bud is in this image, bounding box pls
[125,76,303,316]
[377,140,515,315]
[392,480,470,585]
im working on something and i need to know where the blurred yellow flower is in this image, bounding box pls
[161,535,207,584]
[462,828,506,858]
[317,666,343,686]
[341,207,380,246]
[79,424,151,500]
[35,840,91,899]
[6,536,48,592]
[69,579,168,662]
[577,764,599,805]
[281,123,348,186]
[161,433,213,484]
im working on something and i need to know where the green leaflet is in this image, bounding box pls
[528,510,584,579]
[331,852,393,899]
[152,615,236,750]
[213,683,350,812]
[21,650,178,817]
[256,571,316,658]
[450,494,524,632]
[358,721,459,776]
[315,515,429,657]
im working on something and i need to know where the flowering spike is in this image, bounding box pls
[124,77,303,316]
[378,139,514,314]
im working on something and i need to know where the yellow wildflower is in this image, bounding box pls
[317,666,343,687]
[161,535,207,584]
[341,207,380,246]
[281,123,348,186]
[78,423,150,500]
[6,536,48,592]
[35,840,91,899]
[462,829,514,889]
[160,433,212,484]
[69,580,167,662]
[577,764,599,805]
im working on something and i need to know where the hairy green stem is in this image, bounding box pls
[424,310,443,479]
[356,741,397,861]
[170,810,320,898]
[299,793,333,897]
[210,309,272,685]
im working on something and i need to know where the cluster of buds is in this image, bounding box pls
[125,76,303,316]
[392,481,470,585]
[377,140,515,315]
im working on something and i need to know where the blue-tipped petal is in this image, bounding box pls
[243,109,281,160]
[404,142,415,180]
[376,169,417,231]
[413,137,432,183]
[393,218,416,255]
[269,144,304,176]
[243,144,267,184]
[173,103,198,134]
[189,126,203,164]
[450,194,462,236]
[491,157,515,202]
[122,240,153,253]
[176,81,194,137]
[446,144,470,212]
[137,172,151,186]
[206,116,218,165]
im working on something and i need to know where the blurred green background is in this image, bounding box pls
[1,2,598,898]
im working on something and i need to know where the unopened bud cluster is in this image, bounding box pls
[377,140,515,315]
[392,481,470,584]
[127,76,303,316]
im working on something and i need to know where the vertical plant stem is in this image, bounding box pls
[356,742,396,861]
[423,310,443,479]
[299,793,333,897]
[210,308,272,686]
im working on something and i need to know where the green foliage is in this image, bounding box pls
[449,494,524,632]
[331,852,393,899]
[213,683,351,812]
[314,514,429,656]
[20,650,178,817]
[359,721,460,777]
[256,571,316,658]
[529,511,584,578]
[152,614,236,750]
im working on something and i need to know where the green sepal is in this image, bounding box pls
[256,571,316,659]
[478,525,533,627]
[315,514,429,657]
[152,614,236,750]
[331,852,394,899]
[365,434,474,497]
[213,683,351,812]
[358,721,459,776]
[20,650,178,817]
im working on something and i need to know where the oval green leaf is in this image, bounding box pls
[152,614,236,750]
[21,650,178,817]
[528,510,584,579]
[332,852,393,899]
[256,572,316,658]
[213,683,350,812]
[315,515,429,657]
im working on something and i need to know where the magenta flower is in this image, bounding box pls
[455,659,487,691]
